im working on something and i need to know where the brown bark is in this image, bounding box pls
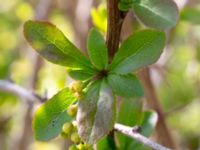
[106,0,127,61]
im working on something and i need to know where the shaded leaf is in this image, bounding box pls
[127,110,158,150]
[141,110,158,136]
[87,28,108,70]
[115,98,157,150]
[107,73,143,97]
[133,0,179,30]
[33,88,76,141]
[115,98,143,150]
[110,29,165,74]
[96,136,117,150]
[118,0,138,11]
[24,20,93,71]
[77,80,115,144]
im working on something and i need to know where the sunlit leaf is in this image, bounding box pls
[24,20,93,71]
[107,73,143,97]
[133,0,179,29]
[33,88,76,141]
[87,28,108,70]
[77,80,115,144]
[110,29,165,74]
[91,5,107,33]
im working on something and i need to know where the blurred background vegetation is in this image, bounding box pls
[0,0,200,150]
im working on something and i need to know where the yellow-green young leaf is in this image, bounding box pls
[33,88,76,141]
[107,74,143,97]
[133,0,179,30]
[67,68,97,81]
[91,5,107,33]
[110,30,165,74]
[87,28,108,70]
[77,80,115,144]
[24,20,93,71]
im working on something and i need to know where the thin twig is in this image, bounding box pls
[114,123,172,150]
[0,80,44,103]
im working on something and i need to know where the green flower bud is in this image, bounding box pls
[74,92,84,100]
[71,132,81,144]
[62,122,73,134]
[69,81,84,93]
[69,144,79,150]
[60,131,69,139]
[77,143,94,150]
[67,104,78,117]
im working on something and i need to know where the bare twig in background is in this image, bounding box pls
[0,80,43,103]
[138,68,177,149]
[114,123,171,150]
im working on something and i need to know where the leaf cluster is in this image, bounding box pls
[24,20,165,144]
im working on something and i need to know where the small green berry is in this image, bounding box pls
[71,132,81,144]
[62,122,73,134]
[69,144,79,150]
[77,143,93,150]
[67,104,78,117]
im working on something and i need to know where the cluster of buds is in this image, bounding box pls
[60,82,93,149]
[69,81,85,100]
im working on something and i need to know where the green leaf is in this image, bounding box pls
[87,28,108,70]
[180,7,200,24]
[24,20,93,71]
[110,29,165,74]
[132,0,179,30]
[67,68,97,81]
[33,88,76,141]
[96,136,117,150]
[127,110,158,150]
[115,98,157,150]
[141,110,158,136]
[118,0,138,11]
[115,98,143,150]
[107,73,143,97]
[77,80,115,144]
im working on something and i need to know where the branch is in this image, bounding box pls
[0,80,44,103]
[114,123,172,150]
[106,0,127,61]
